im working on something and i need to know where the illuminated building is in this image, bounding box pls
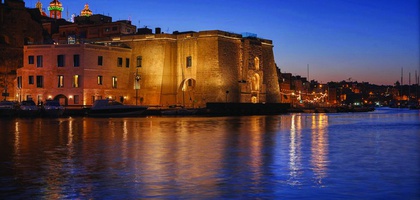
[16,30,281,107]
[48,0,63,19]
[80,3,92,17]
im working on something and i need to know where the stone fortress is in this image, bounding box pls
[2,0,281,108]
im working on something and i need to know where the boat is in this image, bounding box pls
[42,100,65,117]
[161,108,198,116]
[89,99,148,117]
[0,100,18,118]
[19,100,39,117]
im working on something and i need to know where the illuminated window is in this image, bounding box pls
[36,55,43,67]
[57,55,65,67]
[36,76,43,88]
[186,56,192,68]
[29,76,34,84]
[28,56,34,64]
[125,58,130,68]
[112,76,117,88]
[73,75,79,88]
[58,75,64,87]
[73,54,80,67]
[117,57,123,67]
[97,75,103,85]
[254,57,260,70]
[98,56,103,66]
[136,56,142,67]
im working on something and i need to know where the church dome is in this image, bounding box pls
[80,3,93,17]
[48,0,63,11]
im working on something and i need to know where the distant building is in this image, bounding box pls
[52,14,136,44]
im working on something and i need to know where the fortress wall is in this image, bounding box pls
[217,36,242,103]
[126,38,178,106]
[261,43,281,103]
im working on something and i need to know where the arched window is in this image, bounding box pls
[251,96,258,103]
[182,78,196,91]
[254,57,260,70]
[251,73,260,91]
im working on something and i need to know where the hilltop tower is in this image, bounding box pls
[48,0,63,19]
[80,3,93,17]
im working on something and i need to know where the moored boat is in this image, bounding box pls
[0,100,18,118]
[161,108,198,116]
[19,100,39,117]
[89,99,148,117]
[42,100,65,117]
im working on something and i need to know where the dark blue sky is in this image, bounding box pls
[32,0,419,85]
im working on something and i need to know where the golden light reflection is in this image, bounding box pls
[310,114,329,185]
[14,121,20,155]
[121,120,128,169]
[249,116,263,184]
[289,114,302,185]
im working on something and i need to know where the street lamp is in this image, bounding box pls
[134,69,141,105]
[291,92,295,108]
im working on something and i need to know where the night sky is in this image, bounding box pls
[30,0,419,85]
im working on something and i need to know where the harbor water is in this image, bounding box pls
[0,108,419,199]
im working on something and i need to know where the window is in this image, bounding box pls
[57,55,65,67]
[73,75,79,88]
[112,26,118,31]
[97,75,103,85]
[112,76,117,88]
[36,55,43,67]
[28,56,34,64]
[117,57,123,67]
[254,57,260,70]
[73,54,80,67]
[136,56,142,67]
[74,95,80,104]
[188,79,193,86]
[36,76,43,88]
[98,56,103,66]
[17,76,22,88]
[29,76,34,84]
[125,58,130,68]
[186,56,192,68]
[58,75,64,87]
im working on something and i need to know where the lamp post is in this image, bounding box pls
[134,69,141,105]
[291,92,295,108]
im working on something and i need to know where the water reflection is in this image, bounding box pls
[2,110,418,199]
[289,114,303,185]
[310,114,329,185]
[6,115,329,198]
